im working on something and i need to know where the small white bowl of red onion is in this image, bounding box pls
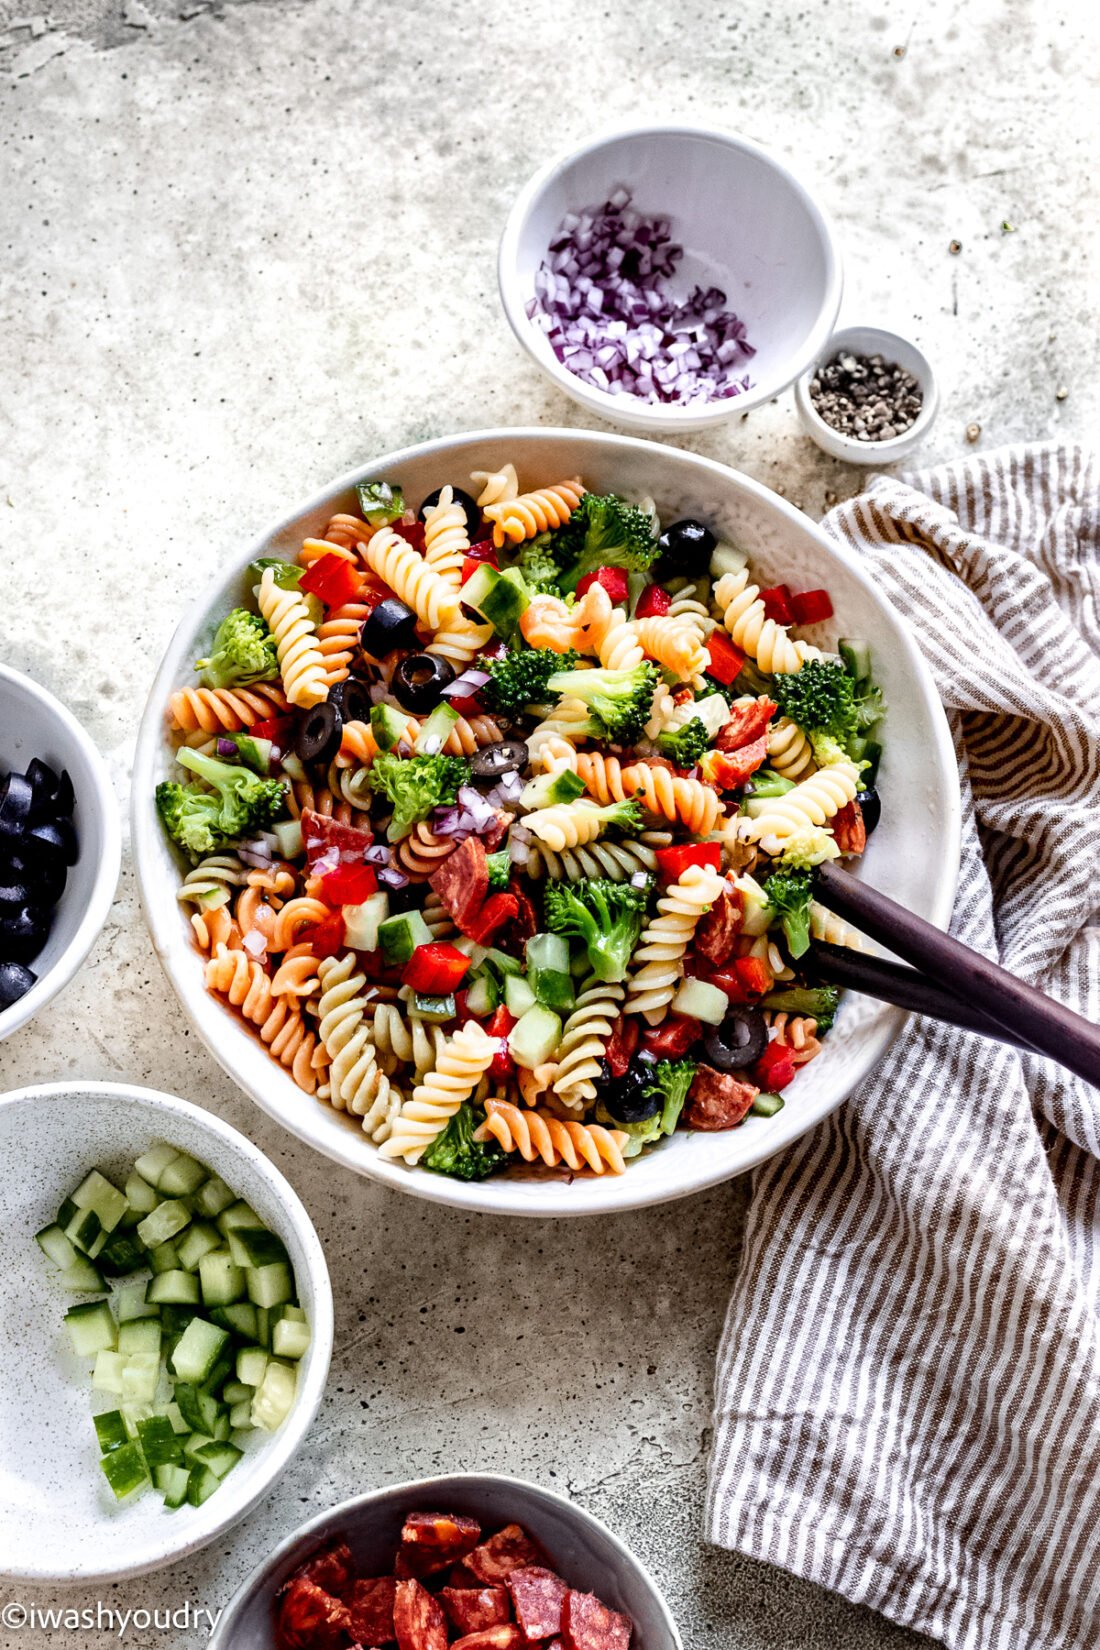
[499,124,843,434]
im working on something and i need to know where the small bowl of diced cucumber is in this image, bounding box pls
[0,1079,333,1584]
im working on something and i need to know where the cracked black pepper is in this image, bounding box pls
[809,351,923,442]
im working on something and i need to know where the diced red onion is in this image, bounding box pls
[310,846,341,877]
[419,735,442,756]
[363,844,391,865]
[443,668,490,700]
[631,871,650,889]
[242,929,267,958]
[378,866,409,889]
[508,836,530,866]
[237,837,274,868]
[368,680,390,705]
[217,737,238,757]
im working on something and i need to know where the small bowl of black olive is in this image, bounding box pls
[0,665,121,1040]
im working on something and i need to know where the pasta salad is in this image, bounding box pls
[156,464,883,1181]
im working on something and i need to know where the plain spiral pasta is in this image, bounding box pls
[379,1021,498,1164]
[625,862,725,1022]
[475,1101,629,1175]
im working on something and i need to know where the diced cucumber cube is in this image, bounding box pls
[525,933,574,1014]
[59,1258,106,1293]
[199,1348,235,1397]
[123,1170,160,1215]
[92,1350,127,1395]
[251,1358,297,1432]
[159,1401,187,1436]
[134,1142,182,1189]
[194,1441,242,1479]
[236,1345,269,1388]
[93,1410,128,1454]
[670,976,729,1025]
[508,1003,564,1070]
[148,1239,181,1275]
[70,1169,129,1235]
[176,1221,222,1272]
[839,638,873,683]
[710,542,750,579]
[121,1401,155,1439]
[281,1304,307,1323]
[504,972,537,1019]
[100,1441,148,1500]
[414,700,459,755]
[272,817,303,861]
[751,1090,785,1117]
[136,1199,192,1250]
[254,1306,270,1348]
[229,1399,255,1431]
[378,909,432,967]
[227,1227,287,1269]
[118,1318,161,1356]
[64,1299,117,1358]
[210,1410,231,1442]
[147,1270,201,1307]
[210,1302,258,1341]
[97,1229,146,1276]
[342,889,389,953]
[170,1317,230,1385]
[215,1200,265,1238]
[159,1304,197,1355]
[155,1463,191,1509]
[246,1261,294,1310]
[121,1352,160,1404]
[222,1380,252,1405]
[199,1249,245,1306]
[272,1316,311,1360]
[411,991,455,1023]
[35,1222,78,1270]
[193,1174,236,1219]
[464,974,497,1018]
[182,1431,214,1462]
[186,1464,221,1506]
[64,1206,106,1259]
[157,1152,208,1198]
[116,1279,160,1323]
[136,1415,184,1468]
[174,1384,220,1436]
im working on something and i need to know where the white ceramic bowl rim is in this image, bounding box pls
[794,324,939,460]
[133,425,961,1217]
[498,122,844,429]
[0,664,121,1040]
[210,1471,682,1650]
[0,1080,335,1585]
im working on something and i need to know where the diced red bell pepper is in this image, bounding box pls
[704,630,745,686]
[705,738,768,790]
[575,566,629,603]
[759,584,795,626]
[462,542,499,586]
[452,988,475,1025]
[604,1014,638,1079]
[654,842,723,880]
[708,965,748,1002]
[249,714,297,750]
[403,942,471,995]
[485,1005,517,1080]
[790,587,834,625]
[641,1014,702,1060]
[391,519,427,552]
[320,862,377,907]
[358,583,392,615]
[754,1040,798,1091]
[299,553,362,610]
[297,911,346,959]
[734,955,773,996]
[634,584,672,619]
[462,893,518,948]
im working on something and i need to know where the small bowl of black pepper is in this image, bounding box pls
[794,324,938,463]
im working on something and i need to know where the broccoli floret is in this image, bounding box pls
[481,647,579,717]
[543,878,651,983]
[356,479,405,525]
[556,492,659,594]
[809,732,857,770]
[763,868,814,960]
[514,534,564,595]
[156,748,286,858]
[761,985,839,1034]
[368,752,469,842]
[772,659,884,753]
[644,1057,697,1134]
[486,851,511,892]
[421,1102,506,1181]
[657,716,710,770]
[194,609,279,690]
[545,663,657,743]
[777,827,840,870]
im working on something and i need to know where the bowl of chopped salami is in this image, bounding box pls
[209,1472,681,1650]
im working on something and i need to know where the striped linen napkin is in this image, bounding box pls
[706,443,1100,1650]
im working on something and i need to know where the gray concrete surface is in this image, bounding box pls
[2,0,1097,1644]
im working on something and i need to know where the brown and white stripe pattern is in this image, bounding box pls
[707,444,1100,1650]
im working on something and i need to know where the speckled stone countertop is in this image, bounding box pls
[2,0,1096,1645]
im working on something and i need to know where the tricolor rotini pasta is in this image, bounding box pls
[157,462,884,1185]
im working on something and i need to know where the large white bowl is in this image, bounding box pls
[133,428,960,1217]
[0,664,121,1041]
[0,1081,334,1584]
[210,1472,681,1650]
[499,125,843,434]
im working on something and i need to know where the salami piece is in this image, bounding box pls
[347,1577,398,1644]
[507,1566,568,1640]
[446,1562,482,1588]
[715,696,776,752]
[561,1589,633,1650]
[466,1524,547,1584]
[402,1511,482,1553]
[275,1576,352,1650]
[293,1540,354,1600]
[831,797,867,857]
[683,1063,758,1130]
[693,888,744,967]
[441,1586,512,1634]
[450,1628,524,1650]
[301,809,374,867]
[429,835,488,933]
[393,1578,448,1650]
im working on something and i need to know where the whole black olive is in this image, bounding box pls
[856,787,881,836]
[599,1062,661,1124]
[704,1007,769,1072]
[0,772,33,842]
[469,740,529,784]
[0,880,28,914]
[0,958,37,1009]
[295,701,343,766]
[24,816,79,869]
[392,653,455,715]
[418,486,481,540]
[359,597,418,662]
[328,677,373,727]
[6,848,66,908]
[0,903,51,964]
[655,518,717,579]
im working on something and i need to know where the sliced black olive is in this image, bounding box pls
[24,816,79,869]
[418,485,481,539]
[5,848,66,908]
[655,518,717,578]
[359,597,419,662]
[0,904,51,964]
[295,701,343,766]
[0,879,28,913]
[392,653,455,714]
[704,1007,769,1072]
[599,1062,661,1124]
[25,757,62,823]
[0,773,33,841]
[0,958,36,1009]
[856,787,881,836]
[469,740,528,784]
[54,768,75,818]
[328,677,373,727]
